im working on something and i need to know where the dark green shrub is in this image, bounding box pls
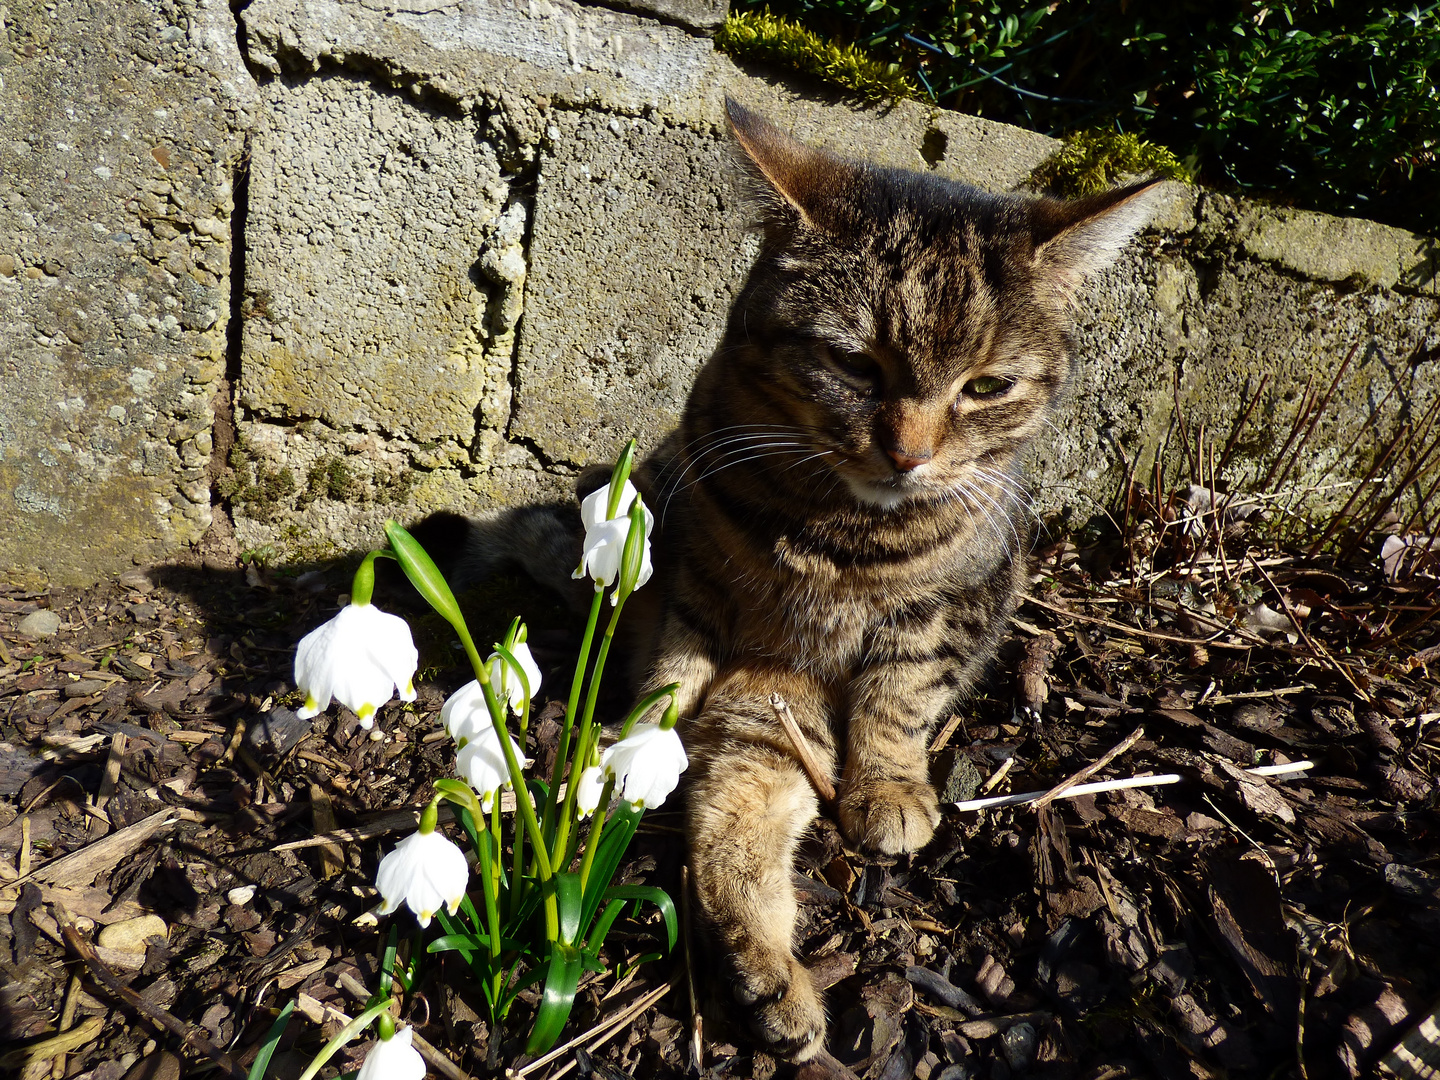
[725,0,1440,237]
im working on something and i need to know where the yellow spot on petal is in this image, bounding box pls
[358,703,376,721]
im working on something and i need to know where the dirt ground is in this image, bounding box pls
[1,488,1437,1080]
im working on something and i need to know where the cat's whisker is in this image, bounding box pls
[971,465,1041,529]
[658,431,816,520]
[667,442,821,512]
[965,481,1024,555]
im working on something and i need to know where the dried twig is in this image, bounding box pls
[56,905,247,1080]
[952,761,1313,813]
[769,692,837,804]
[1025,593,1254,650]
[1032,725,1145,810]
[510,980,676,1079]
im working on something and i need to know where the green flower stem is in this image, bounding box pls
[348,549,395,608]
[509,785,527,924]
[542,585,604,844]
[551,595,626,864]
[617,685,682,741]
[486,795,505,1006]
[477,674,558,941]
[295,996,394,1080]
[576,774,617,893]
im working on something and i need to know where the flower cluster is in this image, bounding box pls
[287,447,688,1066]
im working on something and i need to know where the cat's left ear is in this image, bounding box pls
[1028,179,1164,303]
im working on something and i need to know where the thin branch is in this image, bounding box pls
[769,692,838,804]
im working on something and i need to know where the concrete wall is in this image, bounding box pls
[2,0,1437,582]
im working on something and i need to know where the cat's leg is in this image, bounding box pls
[836,657,955,855]
[686,666,838,1060]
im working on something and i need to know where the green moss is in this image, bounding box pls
[1030,128,1191,198]
[375,467,418,505]
[303,456,360,505]
[217,443,298,523]
[715,9,919,104]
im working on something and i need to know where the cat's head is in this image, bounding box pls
[717,98,1161,513]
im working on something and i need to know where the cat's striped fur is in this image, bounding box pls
[441,100,1159,1059]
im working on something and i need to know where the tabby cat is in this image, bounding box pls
[442,98,1159,1060]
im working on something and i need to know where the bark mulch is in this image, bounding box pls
[2,497,1437,1080]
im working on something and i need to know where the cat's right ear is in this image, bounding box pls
[725,97,853,234]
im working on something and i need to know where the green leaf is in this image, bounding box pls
[428,931,493,955]
[578,801,643,935]
[584,898,628,958]
[247,999,295,1080]
[554,871,583,946]
[602,885,679,954]
[524,943,583,1055]
[377,925,398,998]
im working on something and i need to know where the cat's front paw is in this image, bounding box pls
[731,952,827,1061]
[837,778,940,855]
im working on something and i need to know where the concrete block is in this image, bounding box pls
[0,0,253,584]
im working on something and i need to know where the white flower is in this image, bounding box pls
[375,829,468,928]
[579,479,651,532]
[357,1023,426,1080]
[294,603,418,727]
[456,724,531,812]
[489,639,542,714]
[600,723,688,809]
[574,481,655,594]
[440,681,492,745]
[573,765,606,818]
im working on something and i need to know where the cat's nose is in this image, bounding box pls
[886,447,932,472]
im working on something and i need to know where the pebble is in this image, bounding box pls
[17,610,62,637]
[65,680,109,698]
[227,884,256,905]
[98,913,168,952]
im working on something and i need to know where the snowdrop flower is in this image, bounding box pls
[574,480,655,594]
[356,1023,425,1080]
[489,639,542,714]
[579,479,651,532]
[600,723,688,809]
[375,823,468,928]
[294,603,418,728]
[456,724,531,812]
[440,680,492,746]
[573,764,606,818]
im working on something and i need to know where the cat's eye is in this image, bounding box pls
[817,344,881,385]
[964,375,1015,398]
[825,346,879,380]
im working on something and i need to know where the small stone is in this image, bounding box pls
[227,884,256,905]
[129,602,158,622]
[65,680,109,698]
[224,904,262,932]
[98,914,168,952]
[121,1048,182,1080]
[0,254,15,276]
[17,610,62,637]
[118,569,154,593]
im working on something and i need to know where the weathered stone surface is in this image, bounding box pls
[4,0,1438,581]
[1041,201,1440,517]
[512,111,758,465]
[1240,205,1439,295]
[0,0,254,584]
[241,73,510,446]
[605,0,728,32]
